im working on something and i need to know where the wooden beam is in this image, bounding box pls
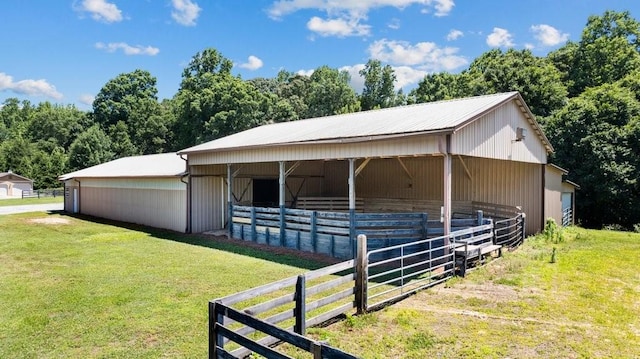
[396,157,414,181]
[355,158,371,177]
[457,155,472,180]
[285,161,301,177]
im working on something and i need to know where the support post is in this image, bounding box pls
[355,234,368,314]
[348,158,356,257]
[227,164,233,239]
[209,301,224,358]
[294,275,306,335]
[476,210,484,226]
[443,142,452,235]
[279,161,286,247]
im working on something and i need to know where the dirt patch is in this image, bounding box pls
[423,282,526,302]
[28,217,71,225]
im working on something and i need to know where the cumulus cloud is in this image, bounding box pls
[307,16,371,37]
[171,0,201,26]
[79,94,95,105]
[340,63,427,92]
[95,42,160,56]
[74,0,123,23]
[486,27,514,47]
[268,0,454,37]
[239,55,264,70]
[368,38,467,72]
[446,29,463,41]
[0,72,63,100]
[388,18,401,30]
[296,69,315,77]
[531,24,569,46]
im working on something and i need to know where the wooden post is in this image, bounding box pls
[294,275,306,335]
[279,161,286,247]
[250,207,257,242]
[310,211,317,253]
[209,301,224,358]
[521,212,526,245]
[355,234,368,314]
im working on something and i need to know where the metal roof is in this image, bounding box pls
[179,92,553,154]
[59,153,187,180]
[0,172,33,182]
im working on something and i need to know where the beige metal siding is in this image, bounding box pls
[79,178,186,232]
[545,167,564,225]
[188,136,441,165]
[452,157,543,234]
[452,101,547,164]
[63,179,77,213]
[191,176,224,233]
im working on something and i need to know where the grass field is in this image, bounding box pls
[3,212,639,358]
[0,211,328,358]
[305,226,640,358]
[0,196,64,206]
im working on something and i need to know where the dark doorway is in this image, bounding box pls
[253,179,279,207]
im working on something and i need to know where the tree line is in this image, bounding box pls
[1,10,638,229]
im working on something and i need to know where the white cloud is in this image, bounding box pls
[340,63,427,92]
[74,0,123,23]
[268,0,454,37]
[307,16,371,37]
[446,29,463,41]
[0,72,63,100]
[388,18,401,30]
[524,43,535,50]
[95,42,160,56]
[239,55,264,70]
[79,94,95,105]
[486,27,514,47]
[339,64,366,92]
[296,69,315,77]
[368,38,467,72]
[531,24,569,46]
[171,0,201,26]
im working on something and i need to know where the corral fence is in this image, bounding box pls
[210,211,524,358]
[21,188,64,199]
[562,207,573,227]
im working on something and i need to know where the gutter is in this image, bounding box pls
[179,154,191,234]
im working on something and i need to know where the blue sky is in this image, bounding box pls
[1,0,639,109]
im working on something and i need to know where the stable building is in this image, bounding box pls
[178,92,559,236]
[59,153,187,232]
[0,171,33,197]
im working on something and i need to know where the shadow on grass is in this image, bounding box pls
[50,210,337,271]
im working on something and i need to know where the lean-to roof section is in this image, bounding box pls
[59,153,186,180]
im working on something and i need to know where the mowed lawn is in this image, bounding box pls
[0,212,327,358]
[305,227,640,358]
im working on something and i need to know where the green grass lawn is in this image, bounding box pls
[305,226,640,358]
[0,196,64,206]
[0,212,328,358]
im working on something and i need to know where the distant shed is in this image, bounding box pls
[59,153,187,232]
[0,171,33,197]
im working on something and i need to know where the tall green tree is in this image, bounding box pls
[306,66,359,118]
[359,59,397,111]
[173,48,276,148]
[68,125,113,171]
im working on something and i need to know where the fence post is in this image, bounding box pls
[355,234,368,314]
[421,213,428,239]
[476,210,483,226]
[294,275,306,335]
[520,213,526,245]
[251,207,257,242]
[209,301,224,359]
[310,211,317,253]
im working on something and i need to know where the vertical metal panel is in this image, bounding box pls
[452,101,548,164]
[452,156,542,234]
[545,167,564,224]
[79,184,186,233]
[191,176,224,233]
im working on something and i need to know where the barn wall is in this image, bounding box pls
[78,178,186,232]
[544,166,565,225]
[190,176,224,233]
[452,156,543,234]
[187,136,441,165]
[63,179,78,213]
[452,101,548,164]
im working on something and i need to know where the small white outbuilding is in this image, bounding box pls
[59,153,188,232]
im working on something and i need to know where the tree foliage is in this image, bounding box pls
[359,59,397,110]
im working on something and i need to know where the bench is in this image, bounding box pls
[455,241,502,277]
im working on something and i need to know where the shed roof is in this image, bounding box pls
[0,172,33,182]
[59,153,186,181]
[179,92,553,155]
